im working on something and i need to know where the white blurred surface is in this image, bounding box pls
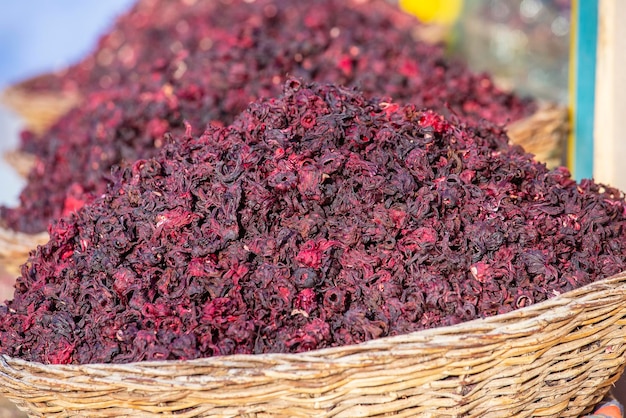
[0,108,26,207]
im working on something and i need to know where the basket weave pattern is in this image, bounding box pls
[0,227,47,278]
[2,150,35,179]
[0,271,625,417]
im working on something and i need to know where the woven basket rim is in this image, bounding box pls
[1,83,80,107]
[507,101,568,130]
[3,269,625,374]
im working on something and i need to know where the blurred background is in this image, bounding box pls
[0,0,134,208]
[454,0,570,104]
[0,0,572,207]
[6,0,623,415]
[403,0,571,104]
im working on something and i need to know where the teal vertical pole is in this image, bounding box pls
[569,0,598,180]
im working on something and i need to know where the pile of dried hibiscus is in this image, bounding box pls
[2,0,536,234]
[1,81,623,365]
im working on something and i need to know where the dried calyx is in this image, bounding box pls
[1,80,623,365]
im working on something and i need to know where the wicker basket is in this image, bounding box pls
[2,149,36,179]
[1,270,626,417]
[0,226,47,278]
[507,103,569,170]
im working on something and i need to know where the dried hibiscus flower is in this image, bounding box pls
[0,80,623,365]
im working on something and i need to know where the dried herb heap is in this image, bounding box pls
[1,80,624,365]
[15,0,223,96]
[4,0,535,234]
[22,0,525,127]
